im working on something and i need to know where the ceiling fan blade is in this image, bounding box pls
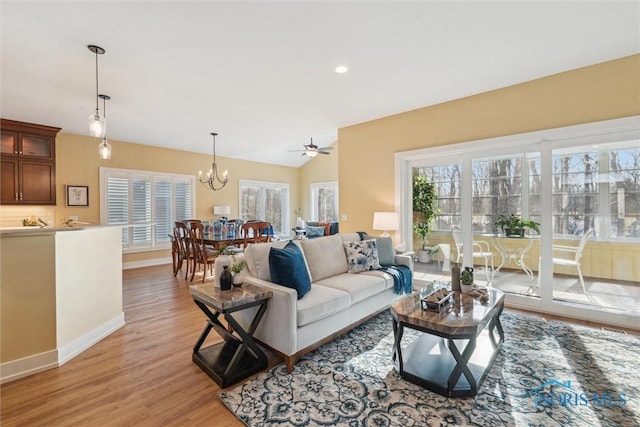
[318,151,331,155]
[317,147,334,151]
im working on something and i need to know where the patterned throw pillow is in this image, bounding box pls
[343,239,381,273]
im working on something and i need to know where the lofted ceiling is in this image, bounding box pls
[1,1,638,168]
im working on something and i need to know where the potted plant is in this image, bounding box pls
[230,258,246,287]
[494,214,540,237]
[413,175,439,262]
[460,266,474,293]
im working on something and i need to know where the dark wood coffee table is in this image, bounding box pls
[190,282,272,388]
[391,288,504,397]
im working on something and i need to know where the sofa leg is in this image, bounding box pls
[284,356,296,373]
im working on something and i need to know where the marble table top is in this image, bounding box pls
[391,288,504,337]
[189,282,273,312]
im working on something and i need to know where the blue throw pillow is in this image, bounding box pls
[306,225,325,238]
[269,241,311,299]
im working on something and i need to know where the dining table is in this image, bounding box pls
[202,232,245,251]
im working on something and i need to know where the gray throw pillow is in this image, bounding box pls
[375,236,395,266]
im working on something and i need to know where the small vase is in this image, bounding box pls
[232,272,243,287]
[451,263,461,291]
[220,266,233,291]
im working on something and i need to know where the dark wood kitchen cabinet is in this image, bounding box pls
[1,119,61,205]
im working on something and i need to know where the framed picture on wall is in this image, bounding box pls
[66,185,89,207]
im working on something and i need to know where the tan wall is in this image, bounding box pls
[52,133,300,264]
[1,234,57,361]
[297,141,339,220]
[338,55,640,236]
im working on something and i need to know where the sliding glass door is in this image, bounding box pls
[398,117,639,329]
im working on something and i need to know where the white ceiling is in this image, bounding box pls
[1,1,638,168]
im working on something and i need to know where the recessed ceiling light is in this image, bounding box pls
[335,65,348,74]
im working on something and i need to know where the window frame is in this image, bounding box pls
[397,117,640,247]
[238,179,290,236]
[100,167,195,253]
[309,181,339,222]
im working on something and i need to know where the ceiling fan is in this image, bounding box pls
[289,138,333,158]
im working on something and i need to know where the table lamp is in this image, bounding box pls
[372,212,399,238]
[214,205,231,223]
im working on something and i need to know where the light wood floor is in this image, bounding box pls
[1,265,253,427]
[2,264,636,426]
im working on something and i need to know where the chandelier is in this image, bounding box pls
[198,132,228,191]
[87,45,107,138]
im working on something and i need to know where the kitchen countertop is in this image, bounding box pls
[0,226,100,236]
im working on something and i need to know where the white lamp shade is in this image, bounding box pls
[214,205,231,215]
[372,212,399,233]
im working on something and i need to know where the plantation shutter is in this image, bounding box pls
[131,175,152,246]
[106,173,130,244]
[154,177,172,244]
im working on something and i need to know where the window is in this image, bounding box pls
[239,180,289,236]
[552,142,640,238]
[310,182,338,222]
[100,168,194,251]
[403,118,640,244]
[414,164,461,232]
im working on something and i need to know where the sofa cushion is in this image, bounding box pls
[359,270,395,290]
[244,240,306,281]
[269,241,312,299]
[340,233,361,243]
[315,273,386,305]
[301,234,348,282]
[296,285,351,327]
[343,239,381,273]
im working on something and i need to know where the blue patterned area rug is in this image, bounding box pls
[219,311,639,426]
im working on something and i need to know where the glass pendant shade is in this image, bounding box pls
[88,45,106,138]
[89,110,107,138]
[99,138,112,159]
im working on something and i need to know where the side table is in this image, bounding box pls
[189,282,272,388]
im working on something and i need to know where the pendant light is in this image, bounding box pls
[98,94,112,159]
[88,45,106,138]
[198,132,228,190]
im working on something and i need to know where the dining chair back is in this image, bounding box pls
[189,221,218,282]
[241,221,272,248]
[174,221,194,279]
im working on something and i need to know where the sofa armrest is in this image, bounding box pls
[241,276,299,356]
[394,254,413,271]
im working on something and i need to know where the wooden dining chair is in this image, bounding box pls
[189,221,218,282]
[170,229,181,276]
[175,221,195,279]
[241,221,272,248]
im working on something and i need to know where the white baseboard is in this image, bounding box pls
[0,350,58,384]
[123,257,171,270]
[58,313,126,366]
[1,313,126,384]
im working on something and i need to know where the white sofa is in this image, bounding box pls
[234,232,413,372]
